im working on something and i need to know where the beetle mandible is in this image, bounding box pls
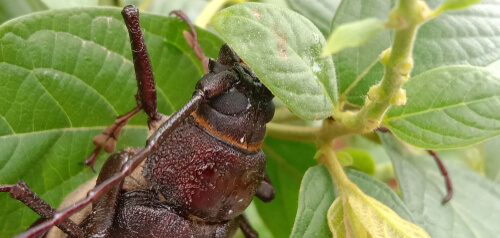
[0,5,275,238]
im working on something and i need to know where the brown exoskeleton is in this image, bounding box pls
[0,5,275,238]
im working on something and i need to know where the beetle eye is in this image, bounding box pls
[209,90,248,115]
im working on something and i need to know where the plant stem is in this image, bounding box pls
[320,141,351,187]
[266,122,319,142]
[332,0,426,134]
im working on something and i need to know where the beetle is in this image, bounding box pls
[0,5,275,238]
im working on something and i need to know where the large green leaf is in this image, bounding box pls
[333,0,500,106]
[384,65,500,149]
[413,0,500,75]
[331,0,395,105]
[256,137,317,238]
[290,165,415,237]
[0,8,223,236]
[286,0,341,36]
[380,132,500,237]
[211,2,338,120]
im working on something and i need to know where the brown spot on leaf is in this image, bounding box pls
[252,10,262,19]
[272,25,288,60]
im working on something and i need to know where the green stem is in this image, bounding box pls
[333,0,425,133]
[266,122,319,142]
[320,141,351,187]
[195,0,231,27]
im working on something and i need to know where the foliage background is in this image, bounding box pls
[0,0,500,237]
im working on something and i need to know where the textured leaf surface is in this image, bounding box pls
[323,18,385,56]
[256,137,317,238]
[286,0,341,36]
[211,2,338,120]
[0,8,223,236]
[380,132,500,237]
[384,66,500,149]
[334,0,500,106]
[291,166,415,237]
[290,165,335,238]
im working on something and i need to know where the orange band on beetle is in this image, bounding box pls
[192,112,262,151]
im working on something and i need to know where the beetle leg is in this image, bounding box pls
[80,149,141,237]
[255,172,275,203]
[170,10,209,74]
[122,6,159,123]
[0,182,84,238]
[83,5,162,169]
[239,213,258,238]
[82,105,142,170]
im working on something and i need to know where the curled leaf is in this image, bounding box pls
[323,18,386,56]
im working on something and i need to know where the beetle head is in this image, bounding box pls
[194,44,274,149]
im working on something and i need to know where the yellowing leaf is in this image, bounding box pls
[329,184,430,238]
[327,198,346,238]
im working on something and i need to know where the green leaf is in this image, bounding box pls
[338,148,376,175]
[323,18,385,56]
[256,137,317,238]
[211,2,338,120]
[434,0,482,14]
[286,0,341,36]
[412,0,500,76]
[334,0,500,106]
[146,0,207,21]
[0,0,48,24]
[384,65,500,149]
[380,132,500,237]
[40,0,98,9]
[0,8,223,236]
[290,165,335,238]
[484,136,500,184]
[332,0,395,106]
[291,165,415,237]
